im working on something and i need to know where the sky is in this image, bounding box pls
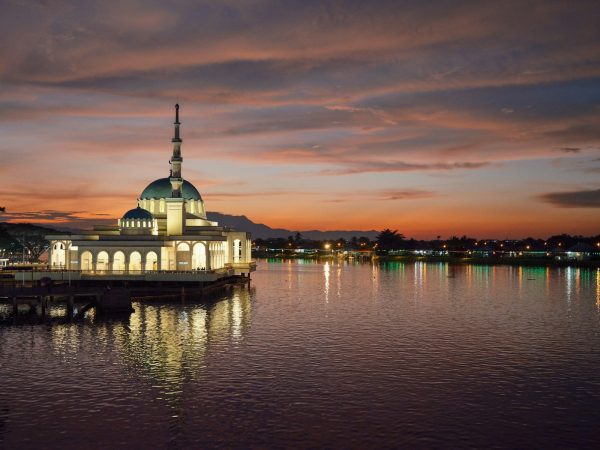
[0,0,599,239]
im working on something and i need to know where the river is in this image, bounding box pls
[1,260,599,448]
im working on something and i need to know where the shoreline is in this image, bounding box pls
[255,253,600,269]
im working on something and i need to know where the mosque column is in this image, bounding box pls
[240,239,247,263]
[124,253,130,274]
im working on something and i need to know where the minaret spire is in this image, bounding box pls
[169,103,183,197]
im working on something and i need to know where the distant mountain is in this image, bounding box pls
[206,212,378,240]
[0,214,378,241]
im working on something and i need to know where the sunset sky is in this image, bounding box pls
[0,0,599,238]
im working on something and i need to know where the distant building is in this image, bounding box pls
[47,105,254,277]
[566,242,594,261]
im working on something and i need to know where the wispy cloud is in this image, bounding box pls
[318,161,490,176]
[324,189,437,202]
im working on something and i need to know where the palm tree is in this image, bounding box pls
[376,229,405,251]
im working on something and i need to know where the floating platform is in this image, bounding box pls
[0,267,254,321]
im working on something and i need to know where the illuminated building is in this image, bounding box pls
[46,105,254,279]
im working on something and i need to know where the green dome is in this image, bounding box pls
[140,178,202,200]
[123,207,153,220]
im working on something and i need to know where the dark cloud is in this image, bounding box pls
[0,210,117,230]
[558,147,581,153]
[377,189,437,200]
[0,210,87,221]
[538,189,600,208]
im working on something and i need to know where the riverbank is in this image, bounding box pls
[255,252,600,268]
[375,255,600,269]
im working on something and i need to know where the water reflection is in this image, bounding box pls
[324,261,330,303]
[597,270,600,310]
[117,287,252,389]
[49,287,252,434]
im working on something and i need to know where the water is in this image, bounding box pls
[1,260,599,449]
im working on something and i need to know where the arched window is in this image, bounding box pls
[51,242,67,267]
[233,239,242,263]
[176,242,191,270]
[80,251,93,272]
[113,251,125,272]
[96,251,109,272]
[192,242,207,270]
[129,251,142,272]
[145,251,158,271]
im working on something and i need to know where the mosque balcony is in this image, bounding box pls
[226,261,257,275]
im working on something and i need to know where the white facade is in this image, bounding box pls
[47,105,254,277]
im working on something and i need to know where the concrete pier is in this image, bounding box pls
[1,274,250,320]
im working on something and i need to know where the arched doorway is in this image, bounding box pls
[51,242,66,267]
[233,239,242,263]
[192,242,207,270]
[113,251,125,272]
[145,251,158,271]
[81,251,93,272]
[176,242,191,271]
[96,251,109,272]
[129,251,142,273]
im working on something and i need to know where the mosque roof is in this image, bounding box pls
[140,178,202,200]
[122,207,154,220]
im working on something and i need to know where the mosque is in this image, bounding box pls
[46,105,254,280]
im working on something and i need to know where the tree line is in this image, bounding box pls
[255,229,600,253]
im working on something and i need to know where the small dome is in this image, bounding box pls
[122,207,153,220]
[140,178,202,200]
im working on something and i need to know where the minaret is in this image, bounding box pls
[166,104,186,236]
[169,103,183,197]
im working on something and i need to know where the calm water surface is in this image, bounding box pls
[1,260,600,449]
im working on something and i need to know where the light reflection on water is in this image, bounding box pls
[1,261,600,449]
